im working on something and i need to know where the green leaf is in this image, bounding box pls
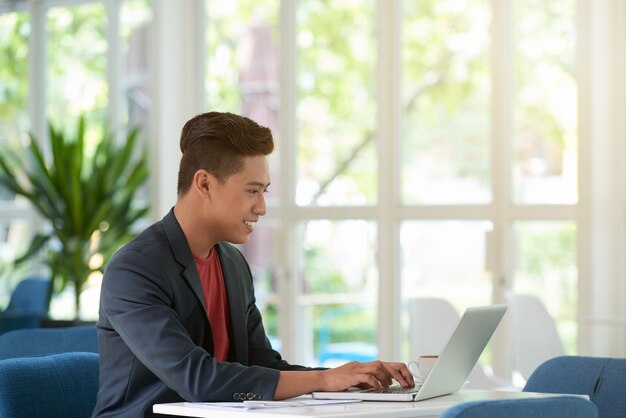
[106,126,140,188]
[14,234,50,265]
[69,117,85,233]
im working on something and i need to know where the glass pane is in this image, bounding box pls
[400,221,493,359]
[512,221,577,353]
[297,220,378,365]
[296,1,377,206]
[0,10,29,202]
[206,0,281,205]
[513,0,577,204]
[47,4,108,130]
[237,220,281,350]
[401,0,491,204]
[121,0,151,129]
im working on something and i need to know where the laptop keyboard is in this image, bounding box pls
[363,384,421,394]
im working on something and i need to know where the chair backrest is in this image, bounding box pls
[0,352,99,418]
[507,293,565,380]
[2,277,50,317]
[524,356,626,418]
[0,325,98,360]
[407,297,460,357]
[439,396,598,418]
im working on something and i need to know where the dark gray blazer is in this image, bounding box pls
[92,209,310,417]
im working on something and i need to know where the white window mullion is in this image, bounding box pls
[376,0,401,361]
[616,0,626,345]
[28,0,47,142]
[149,0,204,219]
[22,0,48,257]
[489,0,515,377]
[602,0,626,356]
[278,0,299,363]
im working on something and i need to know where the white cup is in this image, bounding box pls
[408,355,439,382]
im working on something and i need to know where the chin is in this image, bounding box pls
[229,235,251,245]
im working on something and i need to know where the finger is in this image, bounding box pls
[359,373,383,391]
[362,361,393,386]
[395,365,415,387]
[384,362,415,387]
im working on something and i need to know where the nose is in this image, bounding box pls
[253,193,266,216]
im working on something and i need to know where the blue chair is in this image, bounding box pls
[524,356,626,418]
[0,325,98,360]
[0,352,99,418]
[1,277,50,316]
[440,396,598,418]
[0,277,50,335]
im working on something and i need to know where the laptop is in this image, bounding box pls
[311,304,507,402]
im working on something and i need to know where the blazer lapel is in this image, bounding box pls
[162,210,207,313]
[216,243,248,363]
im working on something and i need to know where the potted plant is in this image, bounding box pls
[0,115,149,319]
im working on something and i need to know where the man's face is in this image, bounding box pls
[210,155,270,244]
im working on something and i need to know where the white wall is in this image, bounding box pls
[578,0,626,356]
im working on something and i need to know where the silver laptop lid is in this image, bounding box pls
[413,304,507,401]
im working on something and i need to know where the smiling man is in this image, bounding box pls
[92,112,413,418]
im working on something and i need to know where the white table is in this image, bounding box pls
[153,390,567,418]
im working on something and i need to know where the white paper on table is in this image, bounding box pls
[186,398,361,410]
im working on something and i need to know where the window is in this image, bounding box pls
[401,0,491,205]
[0,7,32,297]
[0,0,151,318]
[206,0,582,374]
[5,0,621,375]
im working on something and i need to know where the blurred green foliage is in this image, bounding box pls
[0,116,149,318]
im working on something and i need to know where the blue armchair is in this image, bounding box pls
[0,352,99,418]
[524,356,626,418]
[0,325,98,360]
[440,396,598,418]
[0,277,50,336]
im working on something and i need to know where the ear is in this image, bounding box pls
[192,169,215,197]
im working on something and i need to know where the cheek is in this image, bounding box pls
[222,194,247,213]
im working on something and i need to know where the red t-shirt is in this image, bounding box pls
[194,248,231,361]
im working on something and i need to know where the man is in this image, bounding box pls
[92,112,413,417]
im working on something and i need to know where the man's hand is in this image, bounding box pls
[275,360,415,400]
[320,360,415,392]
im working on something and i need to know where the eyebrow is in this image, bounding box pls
[246,181,270,189]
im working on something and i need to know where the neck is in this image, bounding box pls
[173,197,217,259]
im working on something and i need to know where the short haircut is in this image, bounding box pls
[177,112,274,195]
